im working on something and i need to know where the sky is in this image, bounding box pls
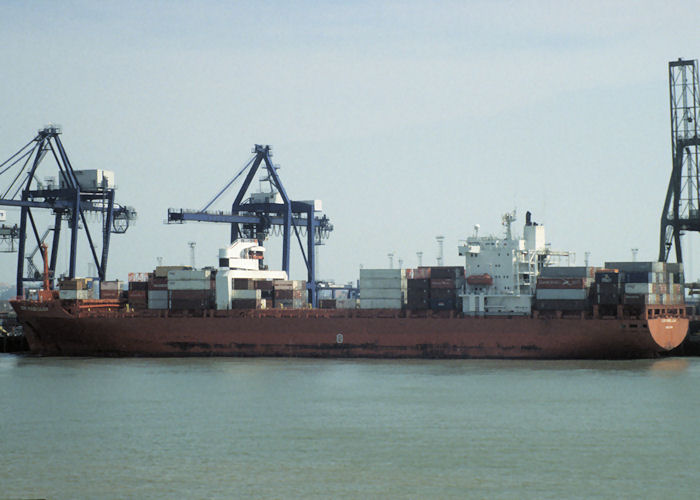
[1,0,700,287]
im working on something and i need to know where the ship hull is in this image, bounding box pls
[11,300,688,359]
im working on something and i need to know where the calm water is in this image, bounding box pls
[1,355,699,499]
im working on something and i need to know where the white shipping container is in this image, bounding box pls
[535,289,587,300]
[59,289,89,300]
[359,277,407,289]
[624,283,654,295]
[360,288,404,300]
[232,289,261,299]
[168,280,211,291]
[359,269,406,279]
[360,298,403,309]
[168,269,211,281]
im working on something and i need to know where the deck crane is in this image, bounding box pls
[167,144,333,307]
[0,125,136,296]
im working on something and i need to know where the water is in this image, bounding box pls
[1,355,699,499]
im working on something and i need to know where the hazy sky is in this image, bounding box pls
[2,1,700,286]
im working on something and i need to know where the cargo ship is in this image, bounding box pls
[11,212,690,359]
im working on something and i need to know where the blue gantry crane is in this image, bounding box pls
[167,144,332,306]
[0,126,136,295]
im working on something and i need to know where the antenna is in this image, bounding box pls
[416,251,423,267]
[502,211,516,240]
[157,256,163,266]
[584,251,591,267]
[188,241,196,269]
[436,236,444,266]
[387,252,394,269]
[631,248,639,262]
[398,258,403,269]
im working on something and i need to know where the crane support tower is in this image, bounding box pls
[167,144,333,307]
[659,58,700,262]
[0,126,136,295]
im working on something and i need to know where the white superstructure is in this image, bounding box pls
[458,211,570,316]
[215,239,287,310]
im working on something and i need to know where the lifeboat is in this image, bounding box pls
[466,273,493,286]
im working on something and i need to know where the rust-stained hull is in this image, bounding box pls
[11,300,689,359]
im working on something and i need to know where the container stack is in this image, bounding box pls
[147,274,168,309]
[127,275,149,310]
[605,261,685,308]
[231,278,263,309]
[429,267,463,311]
[359,269,406,309]
[594,269,621,314]
[100,280,123,301]
[407,277,430,310]
[535,267,595,312]
[254,279,275,304]
[406,267,464,311]
[273,280,306,309]
[167,269,215,311]
[58,278,91,300]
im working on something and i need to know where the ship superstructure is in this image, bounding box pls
[459,211,569,316]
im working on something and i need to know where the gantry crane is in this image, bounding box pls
[0,126,136,295]
[659,58,700,263]
[167,144,332,306]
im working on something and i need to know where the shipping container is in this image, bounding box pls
[59,289,90,300]
[605,261,666,273]
[430,278,456,289]
[319,299,336,309]
[129,281,148,291]
[167,269,211,281]
[429,288,456,300]
[359,277,406,289]
[60,278,89,290]
[622,271,655,284]
[407,278,430,290]
[231,298,262,309]
[595,271,620,285]
[534,299,589,311]
[254,280,274,291]
[359,298,403,309]
[540,266,596,279]
[429,266,465,279]
[536,277,586,289]
[274,289,305,300]
[233,278,255,290]
[148,290,168,309]
[359,269,406,279]
[154,266,190,278]
[168,280,211,291]
[624,283,654,295]
[360,288,404,300]
[100,280,123,291]
[232,289,261,300]
[535,289,588,300]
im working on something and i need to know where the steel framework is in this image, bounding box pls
[659,58,700,262]
[0,126,136,295]
[167,144,332,306]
